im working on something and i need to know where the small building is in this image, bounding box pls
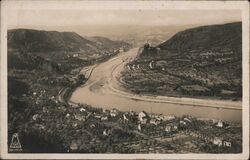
[110,108,118,117]
[138,124,142,131]
[94,115,101,119]
[163,115,175,121]
[165,126,172,132]
[103,129,111,136]
[32,114,39,121]
[123,114,129,121]
[180,120,186,125]
[173,125,178,131]
[150,119,160,125]
[70,141,79,151]
[101,116,108,121]
[80,108,86,112]
[216,120,224,128]
[90,124,95,128]
[138,111,148,120]
[103,129,108,136]
[73,53,79,57]
[65,113,70,118]
[149,61,153,69]
[184,117,192,123]
[138,111,149,124]
[213,137,223,146]
[74,114,85,121]
[102,109,107,113]
[223,141,232,147]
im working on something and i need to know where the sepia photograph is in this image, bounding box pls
[0,0,249,159]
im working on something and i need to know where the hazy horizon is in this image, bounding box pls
[7,9,241,38]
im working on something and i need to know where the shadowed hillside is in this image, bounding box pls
[122,22,242,100]
[8,29,130,53]
[7,28,132,152]
[159,22,241,53]
[8,29,131,72]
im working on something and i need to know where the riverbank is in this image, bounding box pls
[7,49,242,153]
[109,57,241,110]
[70,48,242,122]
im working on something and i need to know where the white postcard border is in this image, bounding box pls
[1,0,249,159]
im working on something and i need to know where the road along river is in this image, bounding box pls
[70,48,242,122]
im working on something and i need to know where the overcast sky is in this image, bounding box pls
[7,9,241,29]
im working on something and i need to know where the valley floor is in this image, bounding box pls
[8,48,242,153]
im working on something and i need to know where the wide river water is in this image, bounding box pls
[70,48,242,122]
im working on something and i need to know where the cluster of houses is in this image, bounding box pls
[30,95,238,153]
[32,91,236,151]
[62,105,234,149]
[127,64,140,71]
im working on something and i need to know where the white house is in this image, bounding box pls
[184,117,192,123]
[137,64,140,69]
[173,125,178,131]
[80,108,86,112]
[132,64,136,70]
[73,53,79,57]
[149,62,153,69]
[138,111,148,120]
[90,124,95,128]
[138,111,148,124]
[103,129,111,136]
[65,113,70,118]
[127,65,131,71]
[223,141,232,147]
[165,126,171,132]
[138,124,141,131]
[213,137,223,146]
[163,115,175,121]
[101,116,108,121]
[102,109,107,113]
[94,115,101,119]
[103,129,108,136]
[74,114,86,121]
[32,114,39,121]
[110,108,118,117]
[216,120,223,128]
[150,119,160,125]
[123,114,129,121]
[180,120,186,125]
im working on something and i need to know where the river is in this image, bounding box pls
[70,48,242,122]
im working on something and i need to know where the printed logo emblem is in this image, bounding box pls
[9,133,22,152]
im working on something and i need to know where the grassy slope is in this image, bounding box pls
[121,22,242,100]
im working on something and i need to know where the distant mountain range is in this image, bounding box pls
[7,29,131,72]
[122,22,242,99]
[8,29,129,53]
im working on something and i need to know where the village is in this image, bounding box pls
[19,78,242,153]
[7,43,241,153]
[7,37,242,153]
